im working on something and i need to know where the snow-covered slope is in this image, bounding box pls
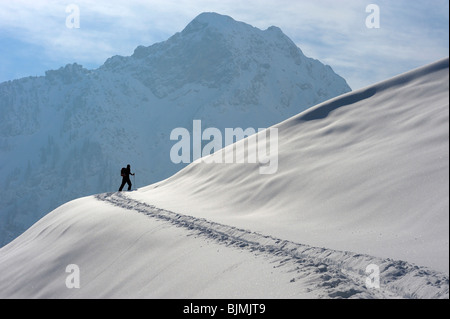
[0,58,448,299]
[0,12,350,247]
[134,57,449,275]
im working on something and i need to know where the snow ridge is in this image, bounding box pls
[97,192,449,299]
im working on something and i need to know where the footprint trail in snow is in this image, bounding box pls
[96,192,449,299]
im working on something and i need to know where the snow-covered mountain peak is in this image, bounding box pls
[184,12,286,40]
[179,12,301,57]
[181,12,254,36]
[124,12,350,101]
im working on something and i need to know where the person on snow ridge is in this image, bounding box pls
[119,164,135,191]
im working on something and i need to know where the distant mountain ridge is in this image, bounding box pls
[0,12,351,246]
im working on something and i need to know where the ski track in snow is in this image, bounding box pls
[96,192,449,299]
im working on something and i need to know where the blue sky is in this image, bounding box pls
[0,0,448,89]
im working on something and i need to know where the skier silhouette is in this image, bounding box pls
[119,164,135,191]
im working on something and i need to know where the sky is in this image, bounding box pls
[0,0,448,90]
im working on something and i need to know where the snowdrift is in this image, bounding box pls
[134,57,450,274]
[0,58,448,299]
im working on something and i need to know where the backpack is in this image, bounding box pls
[121,167,126,177]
